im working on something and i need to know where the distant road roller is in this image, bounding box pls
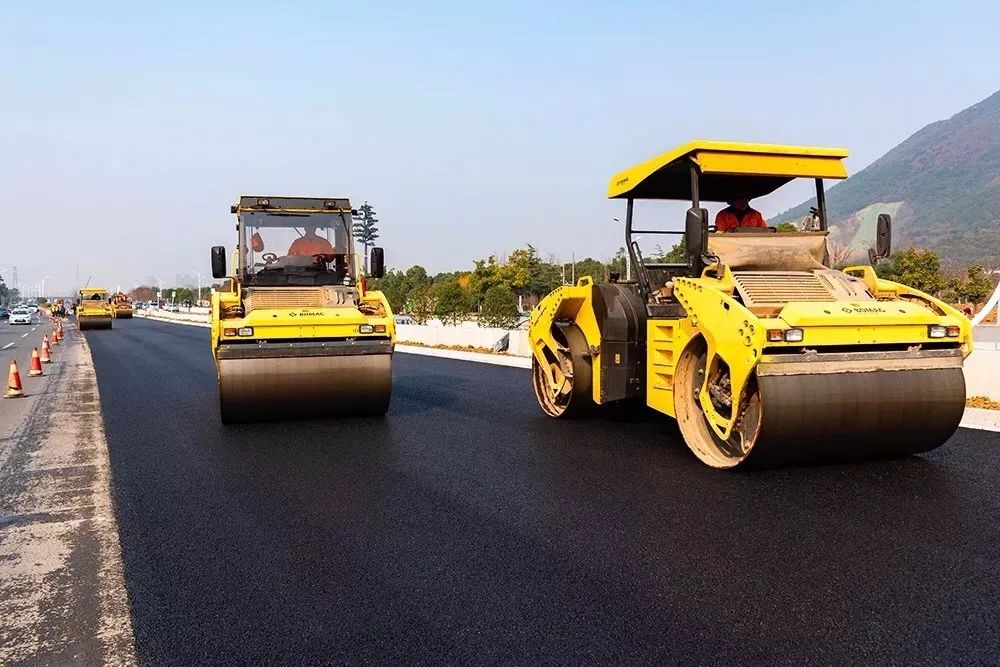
[77,288,114,330]
[529,141,972,468]
[109,292,134,319]
[210,196,395,423]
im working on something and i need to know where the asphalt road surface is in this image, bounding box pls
[86,318,1000,665]
[0,314,44,354]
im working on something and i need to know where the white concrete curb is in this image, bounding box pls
[136,312,210,328]
[959,408,1000,432]
[396,344,532,368]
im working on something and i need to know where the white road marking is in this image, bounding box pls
[1,343,14,350]
[21,333,29,338]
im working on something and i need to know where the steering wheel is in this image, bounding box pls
[261,252,278,264]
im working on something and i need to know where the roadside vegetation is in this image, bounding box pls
[124,243,997,329]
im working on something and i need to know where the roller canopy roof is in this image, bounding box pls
[608,140,849,201]
[232,196,353,215]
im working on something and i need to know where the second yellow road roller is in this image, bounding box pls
[77,287,114,330]
[210,196,395,423]
[529,141,972,468]
[110,292,134,319]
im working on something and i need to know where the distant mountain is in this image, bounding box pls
[774,89,1000,267]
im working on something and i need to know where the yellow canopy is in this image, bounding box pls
[79,288,109,295]
[608,140,849,201]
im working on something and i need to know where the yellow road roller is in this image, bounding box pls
[530,141,972,468]
[77,287,114,330]
[210,196,395,423]
[110,292,134,319]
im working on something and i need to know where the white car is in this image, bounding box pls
[9,308,33,325]
[165,304,181,313]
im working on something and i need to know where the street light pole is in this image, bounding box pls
[188,269,207,306]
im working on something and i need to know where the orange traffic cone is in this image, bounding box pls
[6,360,24,398]
[28,348,43,376]
[40,340,52,364]
[52,328,60,345]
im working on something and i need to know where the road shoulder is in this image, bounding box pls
[0,325,137,665]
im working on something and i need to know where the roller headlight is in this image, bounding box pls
[767,328,804,342]
[928,325,946,339]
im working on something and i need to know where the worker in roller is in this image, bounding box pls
[288,224,335,256]
[715,197,767,232]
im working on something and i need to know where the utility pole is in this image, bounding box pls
[571,253,575,284]
[188,270,207,306]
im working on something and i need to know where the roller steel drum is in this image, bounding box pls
[79,316,113,330]
[217,341,392,422]
[677,348,966,468]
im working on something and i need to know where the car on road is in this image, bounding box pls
[394,315,414,325]
[9,308,33,325]
[0,306,9,319]
[165,304,181,313]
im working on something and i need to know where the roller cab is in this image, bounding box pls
[210,196,393,423]
[530,141,972,469]
[77,287,114,330]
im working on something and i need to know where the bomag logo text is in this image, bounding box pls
[841,306,887,314]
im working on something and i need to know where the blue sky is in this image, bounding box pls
[2,1,998,293]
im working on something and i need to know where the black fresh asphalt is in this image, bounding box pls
[86,318,1000,665]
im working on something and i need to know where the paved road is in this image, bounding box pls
[86,318,1000,665]
[0,321,134,665]
[0,315,44,353]
[0,316,57,432]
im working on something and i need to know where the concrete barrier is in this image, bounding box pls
[965,347,1000,401]
[395,324,529,356]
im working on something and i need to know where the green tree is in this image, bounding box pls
[369,269,408,313]
[609,247,628,279]
[880,247,946,294]
[776,221,798,233]
[510,245,561,296]
[572,258,607,284]
[405,283,434,324]
[956,264,993,305]
[352,201,380,272]
[655,241,686,263]
[433,279,470,325]
[169,287,195,304]
[405,265,430,289]
[478,285,519,328]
